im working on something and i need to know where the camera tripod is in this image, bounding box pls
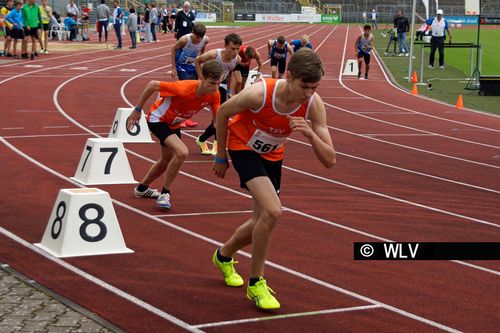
[384,31,398,56]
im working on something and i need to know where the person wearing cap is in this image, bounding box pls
[371,9,378,29]
[425,9,452,69]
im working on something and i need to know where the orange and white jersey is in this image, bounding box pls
[228,78,313,161]
[147,80,220,129]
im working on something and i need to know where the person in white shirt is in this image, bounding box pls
[371,9,378,29]
[420,9,453,69]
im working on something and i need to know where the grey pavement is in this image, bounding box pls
[0,264,122,333]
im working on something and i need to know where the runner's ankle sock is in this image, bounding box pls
[216,248,232,263]
[136,183,148,192]
[161,188,170,195]
[249,277,261,286]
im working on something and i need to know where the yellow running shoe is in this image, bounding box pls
[212,249,244,287]
[211,140,218,156]
[196,136,211,155]
[247,277,280,310]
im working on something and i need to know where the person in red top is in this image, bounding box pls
[127,60,223,209]
[211,48,336,310]
[233,45,263,94]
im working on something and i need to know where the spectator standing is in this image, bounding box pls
[394,10,410,56]
[96,0,110,43]
[362,11,367,23]
[38,0,51,54]
[65,0,79,20]
[5,0,24,58]
[149,2,158,42]
[425,9,452,69]
[174,1,195,40]
[112,0,123,49]
[1,0,15,57]
[371,9,378,29]
[143,3,151,42]
[22,0,42,60]
[127,7,137,49]
[81,4,91,36]
[169,3,177,33]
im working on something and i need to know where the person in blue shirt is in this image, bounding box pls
[289,34,312,53]
[112,0,123,49]
[5,0,24,58]
[421,9,453,69]
[267,35,293,79]
[63,12,77,40]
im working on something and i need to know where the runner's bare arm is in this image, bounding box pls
[171,36,187,78]
[194,50,217,79]
[213,81,265,178]
[289,94,335,168]
[126,81,160,130]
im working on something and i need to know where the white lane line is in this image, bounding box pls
[16,109,55,113]
[154,210,253,218]
[0,225,203,333]
[342,26,500,130]
[356,112,415,115]
[330,122,500,169]
[288,137,500,195]
[0,136,464,333]
[193,305,382,329]
[89,125,112,128]
[44,126,70,129]
[3,132,108,139]
[362,133,437,137]
[1,127,24,130]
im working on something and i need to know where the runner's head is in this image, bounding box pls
[192,23,206,42]
[224,33,242,58]
[286,49,324,101]
[244,46,256,59]
[200,60,224,93]
[276,35,286,47]
[300,34,309,46]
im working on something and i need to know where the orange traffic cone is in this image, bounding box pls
[411,84,418,95]
[411,71,418,83]
[455,95,464,108]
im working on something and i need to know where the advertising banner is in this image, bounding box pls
[321,14,341,24]
[195,13,217,22]
[234,13,255,21]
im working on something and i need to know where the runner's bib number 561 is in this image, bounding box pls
[247,129,287,154]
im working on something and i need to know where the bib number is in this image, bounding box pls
[247,129,286,154]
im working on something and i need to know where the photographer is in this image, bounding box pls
[393,10,409,56]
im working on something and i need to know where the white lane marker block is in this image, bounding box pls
[244,70,262,89]
[35,188,134,258]
[108,108,154,143]
[343,59,359,76]
[71,138,137,185]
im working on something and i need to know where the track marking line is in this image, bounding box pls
[44,126,70,129]
[3,132,109,139]
[193,305,382,329]
[0,137,465,333]
[362,133,437,137]
[1,127,24,130]
[154,210,253,218]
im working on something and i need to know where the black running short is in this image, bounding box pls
[228,149,282,194]
[147,121,181,147]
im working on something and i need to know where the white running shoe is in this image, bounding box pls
[157,193,171,209]
[134,187,160,199]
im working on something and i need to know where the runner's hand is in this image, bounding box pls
[213,158,229,178]
[127,111,141,130]
[288,116,313,138]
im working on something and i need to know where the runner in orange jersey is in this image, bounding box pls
[127,60,223,209]
[211,48,336,310]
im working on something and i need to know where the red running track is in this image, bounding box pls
[1,24,499,332]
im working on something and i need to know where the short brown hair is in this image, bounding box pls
[277,36,286,44]
[202,60,224,80]
[192,23,206,37]
[224,33,242,46]
[287,48,324,83]
[244,46,255,58]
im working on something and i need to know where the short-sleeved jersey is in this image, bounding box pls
[1,6,14,29]
[227,78,313,161]
[147,80,220,129]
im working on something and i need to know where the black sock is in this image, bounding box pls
[216,248,232,263]
[136,183,148,192]
[161,188,170,195]
[249,277,261,286]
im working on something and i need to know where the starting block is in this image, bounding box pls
[35,188,134,258]
[343,59,359,76]
[244,70,263,89]
[71,138,137,185]
[108,108,154,143]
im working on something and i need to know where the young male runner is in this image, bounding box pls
[212,48,336,310]
[193,33,242,155]
[354,24,374,79]
[127,60,223,209]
